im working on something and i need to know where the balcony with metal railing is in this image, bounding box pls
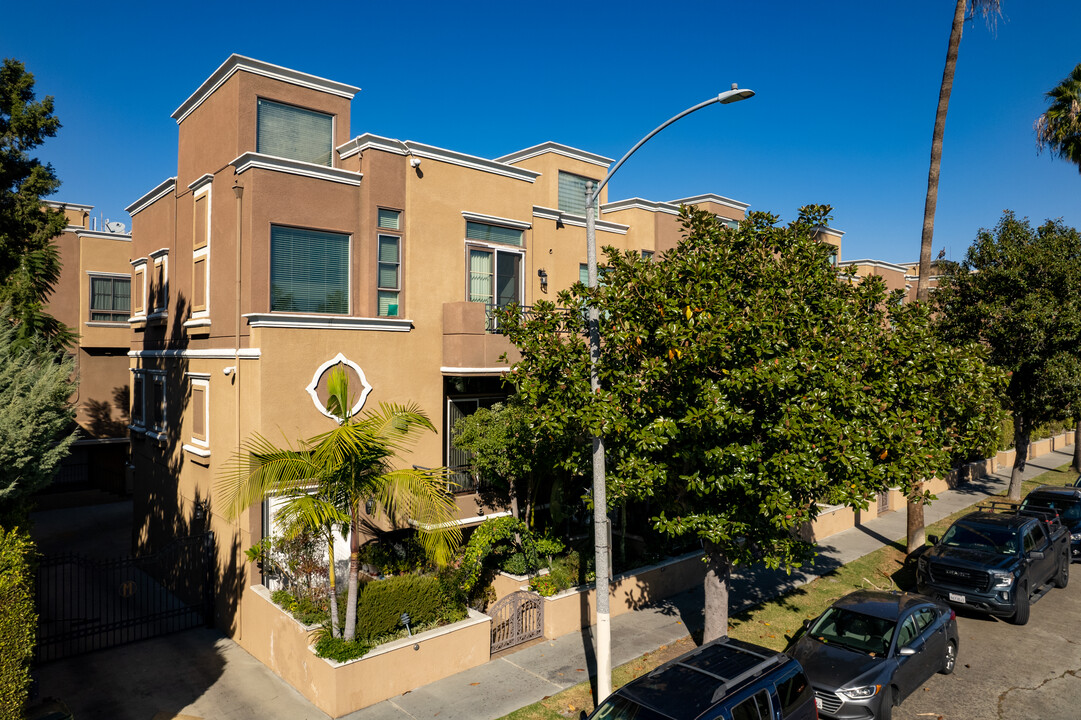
[441,302,521,372]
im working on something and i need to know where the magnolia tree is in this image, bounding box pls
[498,205,1003,640]
[935,211,1081,501]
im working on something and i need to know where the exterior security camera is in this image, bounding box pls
[409,156,422,168]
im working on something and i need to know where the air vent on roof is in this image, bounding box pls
[105,221,126,234]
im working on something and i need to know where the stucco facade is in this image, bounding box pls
[125,54,782,638]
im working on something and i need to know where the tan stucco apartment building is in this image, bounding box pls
[45,202,132,493]
[125,54,769,635]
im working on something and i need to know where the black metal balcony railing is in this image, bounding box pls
[484,303,534,334]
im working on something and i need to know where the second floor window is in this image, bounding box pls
[377,235,400,317]
[90,276,130,322]
[257,98,333,166]
[558,171,599,216]
[271,225,349,314]
[470,248,520,308]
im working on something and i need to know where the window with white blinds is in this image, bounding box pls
[558,171,599,216]
[270,225,349,314]
[377,235,400,317]
[378,209,401,230]
[465,221,523,246]
[470,248,520,307]
[257,99,333,166]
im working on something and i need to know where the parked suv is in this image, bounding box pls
[916,501,1070,625]
[1020,485,1081,561]
[586,636,816,720]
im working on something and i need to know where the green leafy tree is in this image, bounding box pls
[452,398,577,526]
[218,367,461,642]
[500,205,1003,640]
[0,316,77,527]
[1036,62,1081,472]
[935,211,1081,500]
[0,58,73,351]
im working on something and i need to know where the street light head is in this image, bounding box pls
[718,85,755,104]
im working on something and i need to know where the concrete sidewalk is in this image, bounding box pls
[342,446,1077,720]
[30,447,1075,720]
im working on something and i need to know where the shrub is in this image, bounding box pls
[501,552,529,575]
[458,517,539,592]
[271,589,331,627]
[534,533,566,559]
[356,574,446,641]
[314,634,372,663]
[528,574,559,597]
[0,528,35,718]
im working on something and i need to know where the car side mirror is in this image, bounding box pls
[803,619,812,630]
[898,647,917,656]
[1030,550,1045,560]
[927,535,939,546]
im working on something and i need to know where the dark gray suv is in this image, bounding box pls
[586,636,816,720]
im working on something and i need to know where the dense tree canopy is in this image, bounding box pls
[935,211,1081,500]
[0,317,77,527]
[0,58,72,350]
[499,205,1004,639]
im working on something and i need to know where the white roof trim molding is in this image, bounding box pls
[125,177,177,216]
[837,259,910,273]
[532,206,629,235]
[602,198,681,216]
[306,353,373,421]
[172,54,359,124]
[461,211,532,230]
[669,194,750,212]
[338,134,541,183]
[232,152,362,186]
[44,201,94,212]
[495,141,614,168]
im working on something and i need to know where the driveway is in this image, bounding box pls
[894,573,1081,719]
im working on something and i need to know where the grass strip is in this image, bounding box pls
[497,462,1078,720]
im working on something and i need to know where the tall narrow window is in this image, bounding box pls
[132,262,147,317]
[558,171,599,216]
[151,373,166,434]
[257,99,333,166]
[190,377,209,447]
[149,250,168,318]
[270,225,349,314]
[90,275,131,322]
[131,372,144,429]
[377,235,400,317]
[193,189,210,315]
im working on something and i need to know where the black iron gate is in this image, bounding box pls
[489,590,543,653]
[34,533,214,663]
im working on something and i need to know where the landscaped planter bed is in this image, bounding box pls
[240,585,491,717]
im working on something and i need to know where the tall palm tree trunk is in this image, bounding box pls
[326,535,340,638]
[909,0,968,556]
[344,507,361,641]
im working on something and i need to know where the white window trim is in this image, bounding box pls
[149,248,169,319]
[192,185,211,319]
[187,374,210,449]
[87,272,132,324]
[465,243,525,306]
[130,259,148,322]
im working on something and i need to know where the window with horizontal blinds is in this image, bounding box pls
[377,235,400,317]
[558,171,599,216]
[465,221,523,246]
[470,248,521,307]
[257,99,333,166]
[270,225,349,314]
[378,209,400,230]
[90,277,130,321]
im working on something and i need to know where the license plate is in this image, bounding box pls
[948,592,966,604]
[815,697,823,710]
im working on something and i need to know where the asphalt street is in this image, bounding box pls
[894,563,1081,720]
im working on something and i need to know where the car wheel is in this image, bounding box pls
[1055,551,1070,589]
[1010,583,1030,625]
[940,639,957,675]
[876,684,894,720]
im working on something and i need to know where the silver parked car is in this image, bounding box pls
[786,590,959,720]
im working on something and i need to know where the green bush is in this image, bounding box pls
[356,574,445,641]
[0,528,35,719]
[271,588,336,627]
[501,552,529,575]
[528,574,559,597]
[314,634,372,663]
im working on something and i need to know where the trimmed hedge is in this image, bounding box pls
[357,574,443,641]
[0,528,35,719]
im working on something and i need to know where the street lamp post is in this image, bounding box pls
[584,83,754,703]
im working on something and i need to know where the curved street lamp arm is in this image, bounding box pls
[588,85,755,205]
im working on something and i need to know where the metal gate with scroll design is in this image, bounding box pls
[489,590,544,653]
[34,533,214,663]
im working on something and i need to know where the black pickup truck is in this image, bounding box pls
[916,502,1070,625]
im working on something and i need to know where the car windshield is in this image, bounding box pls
[940,521,1019,554]
[1021,496,1081,522]
[590,696,668,720]
[808,607,897,656]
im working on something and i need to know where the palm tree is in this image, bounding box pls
[218,367,461,642]
[910,0,1001,555]
[1036,62,1081,473]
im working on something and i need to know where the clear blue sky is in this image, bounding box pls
[4,0,1079,263]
